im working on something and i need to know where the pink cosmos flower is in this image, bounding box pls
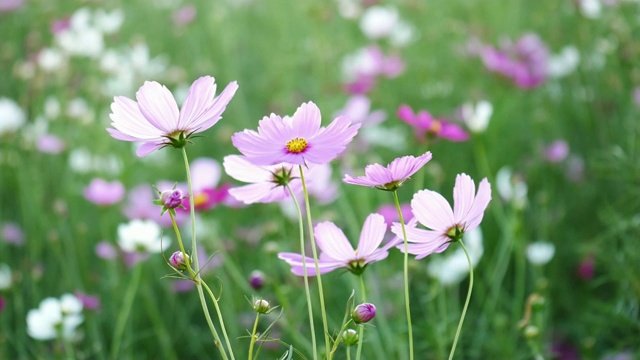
[397,105,469,142]
[278,213,398,276]
[36,134,66,154]
[343,151,432,190]
[2,222,24,246]
[107,76,238,157]
[392,173,491,259]
[543,140,569,163]
[83,178,125,206]
[376,203,413,227]
[231,101,360,166]
[342,46,405,94]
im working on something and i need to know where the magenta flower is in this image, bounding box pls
[107,76,238,157]
[83,178,125,206]
[36,134,66,154]
[180,157,229,211]
[343,151,432,190]
[231,101,360,166]
[397,105,469,142]
[2,222,24,246]
[543,140,569,163]
[392,173,491,259]
[278,213,397,276]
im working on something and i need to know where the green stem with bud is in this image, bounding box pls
[248,312,262,360]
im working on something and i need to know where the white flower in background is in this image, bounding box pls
[27,294,83,340]
[526,241,555,265]
[94,9,124,34]
[548,46,580,78]
[360,125,407,151]
[360,6,400,39]
[341,48,377,82]
[579,0,602,18]
[427,227,484,286]
[389,21,416,47]
[100,43,169,96]
[462,100,493,133]
[496,167,528,209]
[117,219,169,253]
[56,7,112,58]
[37,47,66,72]
[44,96,61,120]
[336,0,362,19]
[68,148,123,176]
[0,97,26,135]
[66,97,93,123]
[0,263,11,290]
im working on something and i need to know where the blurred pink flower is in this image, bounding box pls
[180,157,229,211]
[74,291,100,311]
[543,140,570,163]
[342,46,405,94]
[0,296,5,312]
[2,222,24,245]
[37,134,66,154]
[107,76,238,157]
[397,104,469,142]
[577,254,595,280]
[232,101,360,166]
[376,203,413,227]
[278,213,398,276]
[50,18,71,34]
[478,33,549,89]
[173,4,196,26]
[392,173,491,259]
[83,178,125,206]
[334,95,386,126]
[95,241,118,260]
[0,0,24,12]
[343,151,432,190]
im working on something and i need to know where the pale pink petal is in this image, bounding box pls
[453,173,476,223]
[411,189,454,231]
[291,102,322,139]
[136,142,165,157]
[177,76,217,129]
[462,177,491,231]
[228,183,284,204]
[109,96,164,140]
[190,158,221,192]
[278,253,344,276]
[135,81,180,133]
[223,155,273,183]
[188,81,238,131]
[356,213,387,257]
[314,221,355,261]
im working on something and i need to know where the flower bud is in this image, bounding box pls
[253,299,270,314]
[352,303,376,324]
[161,189,184,209]
[341,329,358,346]
[524,325,539,339]
[249,270,265,290]
[169,251,189,271]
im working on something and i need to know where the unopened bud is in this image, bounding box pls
[341,329,358,346]
[161,189,184,209]
[249,270,265,290]
[253,299,270,314]
[352,303,376,324]
[524,325,539,339]
[169,251,189,271]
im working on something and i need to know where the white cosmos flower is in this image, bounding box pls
[117,219,169,253]
[462,100,493,133]
[359,6,399,40]
[27,294,83,340]
[0,263,11,290]
[0,97,26,135]
[526,241,555,266]
[496,167,528,209]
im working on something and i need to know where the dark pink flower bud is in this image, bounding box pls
[249,270,265,290]
[169,251,189,271]
[352,303,376,324]
[161,189,184,209]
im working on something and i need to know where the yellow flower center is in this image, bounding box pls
[429,120,442,134]
[193,192,209,207]
[285,137,308,154]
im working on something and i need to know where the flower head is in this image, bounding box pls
[352,303,376,324]
[397,105,468,142]
[107,76,238,157]
[392,173,491,259]
[117,219,168,254]
[278,213,397,276]
[83,178,125,206]
[231,101,360,166]
[27,294,83,340]
[343,151,432,190]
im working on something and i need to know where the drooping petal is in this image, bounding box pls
[314,221,356,261]
[228,183,283,204]
[136,141,165,157]
[177,76,217,129]
[411,189,454,232]
[135,81,180,133]
[356,213,387,257]
[277,253,344,276]
[223,155,274,183]
[188,81,239,131]
[453,173,476,223]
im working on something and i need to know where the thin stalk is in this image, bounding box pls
[355,275,367,360]
[182,148,234,360]
[286,184,317,359]
[448,240,474,360]
[392,190,414,360]
[248,313,262,360]
[299,165,331,356]
[202,282,235,359]
[110,263,143,360]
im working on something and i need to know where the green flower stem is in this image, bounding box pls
[328,320,353,358]
[286,184,318,360]
[201,281,235,360]
[182,148,234,360]
[61,330,76,360]
[248,312,262,360]
[355,275,367,360]
[392,190,414,360]
[299,165,331,357]
[448,240,474,360]
[110,263,143,360]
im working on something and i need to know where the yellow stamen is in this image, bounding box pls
[285,137,308,153]
[429,120,442,134]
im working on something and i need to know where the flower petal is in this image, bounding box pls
[356,213,387,257]
[463,177,491,231]
[135,81,180,133]
[314,221,355,261]
[411,189,454,231]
